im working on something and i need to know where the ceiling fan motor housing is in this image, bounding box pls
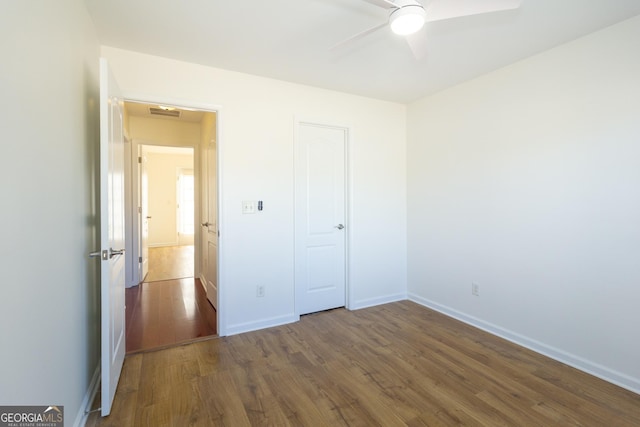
[390,1,427,35]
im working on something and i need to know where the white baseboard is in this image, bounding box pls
[225,314,299,336]
[408,293,640,396]
[350,292,407,310]
[73,363,101,427]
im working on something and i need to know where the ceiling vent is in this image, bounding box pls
[149,107,181,118]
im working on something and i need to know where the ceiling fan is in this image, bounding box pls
[333,0,522,59]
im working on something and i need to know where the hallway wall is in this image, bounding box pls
[145,150,194,246]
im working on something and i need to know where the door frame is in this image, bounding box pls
[293,117,353,314]
[123,95,226,336]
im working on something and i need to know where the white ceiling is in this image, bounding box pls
[85,0,640,104]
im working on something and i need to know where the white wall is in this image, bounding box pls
[129,115,201,147]
[102,47,408,334]
[145,151,194,246]
[407,16,640,393]
[0,0,101,425]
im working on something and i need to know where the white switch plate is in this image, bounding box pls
[242,200,257,214]
[472,282,480,296]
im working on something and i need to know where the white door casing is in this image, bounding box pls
[98,58,126,417]
[295,121,347,315]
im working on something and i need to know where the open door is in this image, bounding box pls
[98,58,126,416]
[202,139,218,309]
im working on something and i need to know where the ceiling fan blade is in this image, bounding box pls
[359,0,401,9]
[425,0,521,22]
[406,28,428,60]
[331,22,388,51]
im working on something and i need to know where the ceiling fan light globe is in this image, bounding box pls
[390,5,426,36]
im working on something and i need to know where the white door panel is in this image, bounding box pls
[98,58,126,417]
[295,122,347,315]
[202,139,218,309]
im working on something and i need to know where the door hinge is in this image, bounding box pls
[138,256,142,263]
[138,206,142,213]
[138,156,142,164]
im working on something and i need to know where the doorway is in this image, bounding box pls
[141,145,195,282]
[123,101,219,352]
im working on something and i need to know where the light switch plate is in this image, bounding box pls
[242,200,257,214]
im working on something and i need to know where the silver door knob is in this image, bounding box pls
[109,248,125,258]
[88,250,102,258]
[89,249,122,260]
[334,224,345,230]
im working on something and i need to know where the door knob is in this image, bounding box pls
[109,248,125,258]
[89,249,123,260]
[146,216,152,219]
[201,222,211,227]
[334,224,345,230]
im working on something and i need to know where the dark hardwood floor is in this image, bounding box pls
[88,300,640,426]
[126,278,217,353]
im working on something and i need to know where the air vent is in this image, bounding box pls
[149,107,181,118]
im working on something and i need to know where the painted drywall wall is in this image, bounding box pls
[129,114,201,147]
[144,151,194,246]
[407,16,640,393]
[102,46,408,334]
[0,0,101,424]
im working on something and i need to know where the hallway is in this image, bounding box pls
[145,245,195,282]
[126,245,216,353]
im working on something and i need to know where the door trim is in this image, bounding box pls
[293,117,352,315]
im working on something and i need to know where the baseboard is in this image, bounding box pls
[73,363,100,427]
[225,314,299,336]
[408,293,640,395]
[350,292,407,311]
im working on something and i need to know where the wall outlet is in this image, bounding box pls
[472,282,480,296]
[257,285,265,297]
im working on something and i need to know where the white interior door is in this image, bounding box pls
[295,122,347,315]
[99,58,126,417]
[202,140,218,308]
[139,147,149,280]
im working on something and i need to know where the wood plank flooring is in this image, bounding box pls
[126,278,217,353]
[88,300,640,426]
[146,245,194,282]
